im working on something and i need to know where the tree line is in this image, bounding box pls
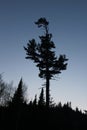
[0,74,87,130]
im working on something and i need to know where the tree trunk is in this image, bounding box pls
[46,76,50,108]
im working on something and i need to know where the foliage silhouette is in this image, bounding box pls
[0,74,5,98]
[24,17,68,107]
[10,78,26,108]
[38,88,45,107]
[0,74,14,106]
[0,100,87,130]
[32,94,37,106]
[0,79,87,130]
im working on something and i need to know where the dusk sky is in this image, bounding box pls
[0,0,87,111]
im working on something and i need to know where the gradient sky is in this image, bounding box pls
[0,0,87,111]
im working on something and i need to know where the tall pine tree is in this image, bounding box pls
[24,18,68,107]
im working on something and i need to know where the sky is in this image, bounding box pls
[0,0,87,111]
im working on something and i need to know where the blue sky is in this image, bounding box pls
[0,0,87,110]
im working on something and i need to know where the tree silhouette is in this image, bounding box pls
[38,88,45,107]
[0,74,14,106]
[32,94,37,106]
[11,78,25,107]
[0,74,5,100]
[24,17,68,107]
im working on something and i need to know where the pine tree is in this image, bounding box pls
[24,17,68,107]
[38,88,45,107]
[11,78,24,107]
[32,94,37,106]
